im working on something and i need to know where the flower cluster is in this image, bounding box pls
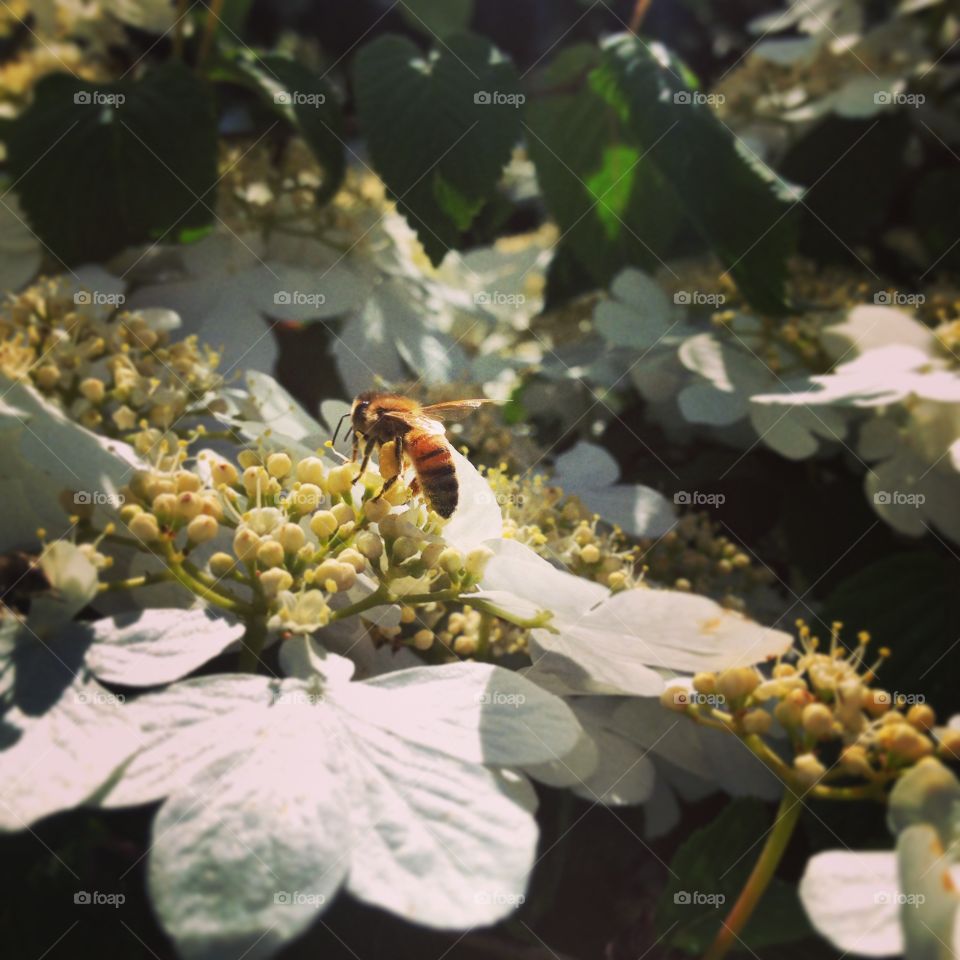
[663,620,944,793]
[114,438,493,643]
[0,277,222,435]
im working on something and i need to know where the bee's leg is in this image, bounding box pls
[351,432,361,465]
[354,439,374,482]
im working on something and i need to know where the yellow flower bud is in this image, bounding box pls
[295,456,326,485]
[364,497,391,523]
[176,491,204,521]
[454,635,478,656]
[438,548,463,574]
[209,552,235,577]
[174,471,202,493]
[693,672,717,696]
[393,537,419,563]
[128,512,160,542]
[465,547,493,579]
[802,703,836,739]
[242,465,268,498]
[400,606,417,624]
[793,753,826,786]
[310,510,339,539]
[339,548,367,573]
[237,450,260,469]
[326,464,355,496]
[580,544,601,565]
[35,364,60,390]
[152,492,178,520]
[211,460,239,487]
[233,527,260,562]
[331,501,355,526]
[839,745,872,777]
[356,531,384,561]
[288,483,322,513]
[79,377,105,404]
[938,729,960,761]
[260,567,294,598]
[413,629,434,651]
[314,559,355,591]
[257,540,285,568]
[186,514,219,544]
[276,523,306,554]
[266,452,292,478]
[420,542,444,568]
[906,704,935,732]
[715,667,760,702]
[741,710,772,735]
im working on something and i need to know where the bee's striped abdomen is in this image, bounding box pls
[407,430,458,518]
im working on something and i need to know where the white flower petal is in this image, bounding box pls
[86,609,246,686]
[799,850,903,957]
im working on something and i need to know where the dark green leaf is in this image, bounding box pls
[399,0,473,37]
[526,44,682,287]
[592,34,800,313]
[229,52,345,202]
[655,798,812,954]
[6,64,217,264]
[353,32,522,264]
[824,551,960,715]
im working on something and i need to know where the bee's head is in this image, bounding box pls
[350,392,377,434]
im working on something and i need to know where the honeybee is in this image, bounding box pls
[342,392,493,518]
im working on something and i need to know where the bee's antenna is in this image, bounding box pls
[332,412,350,446]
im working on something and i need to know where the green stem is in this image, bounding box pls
[98,571,174,592]
[237,614,268,673]
[703,789,803,960]
[197,0,225,66]
[162,544,250,614]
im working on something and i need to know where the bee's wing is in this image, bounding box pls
[419,399,495,423]
[381,411,447,436]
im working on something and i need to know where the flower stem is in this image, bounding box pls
[237,614,268,673]
[703,789,803,960]
[197,0,225,66]
[162,543,250,614]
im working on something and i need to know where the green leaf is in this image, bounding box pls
[567,34,798,313]
[399,0,473,37]
[823,551,960,711]
[655,798,813,954]
[6,64,218,265]
[526,45,682,287]
[230,53,346,202]
[353,32,522,264]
